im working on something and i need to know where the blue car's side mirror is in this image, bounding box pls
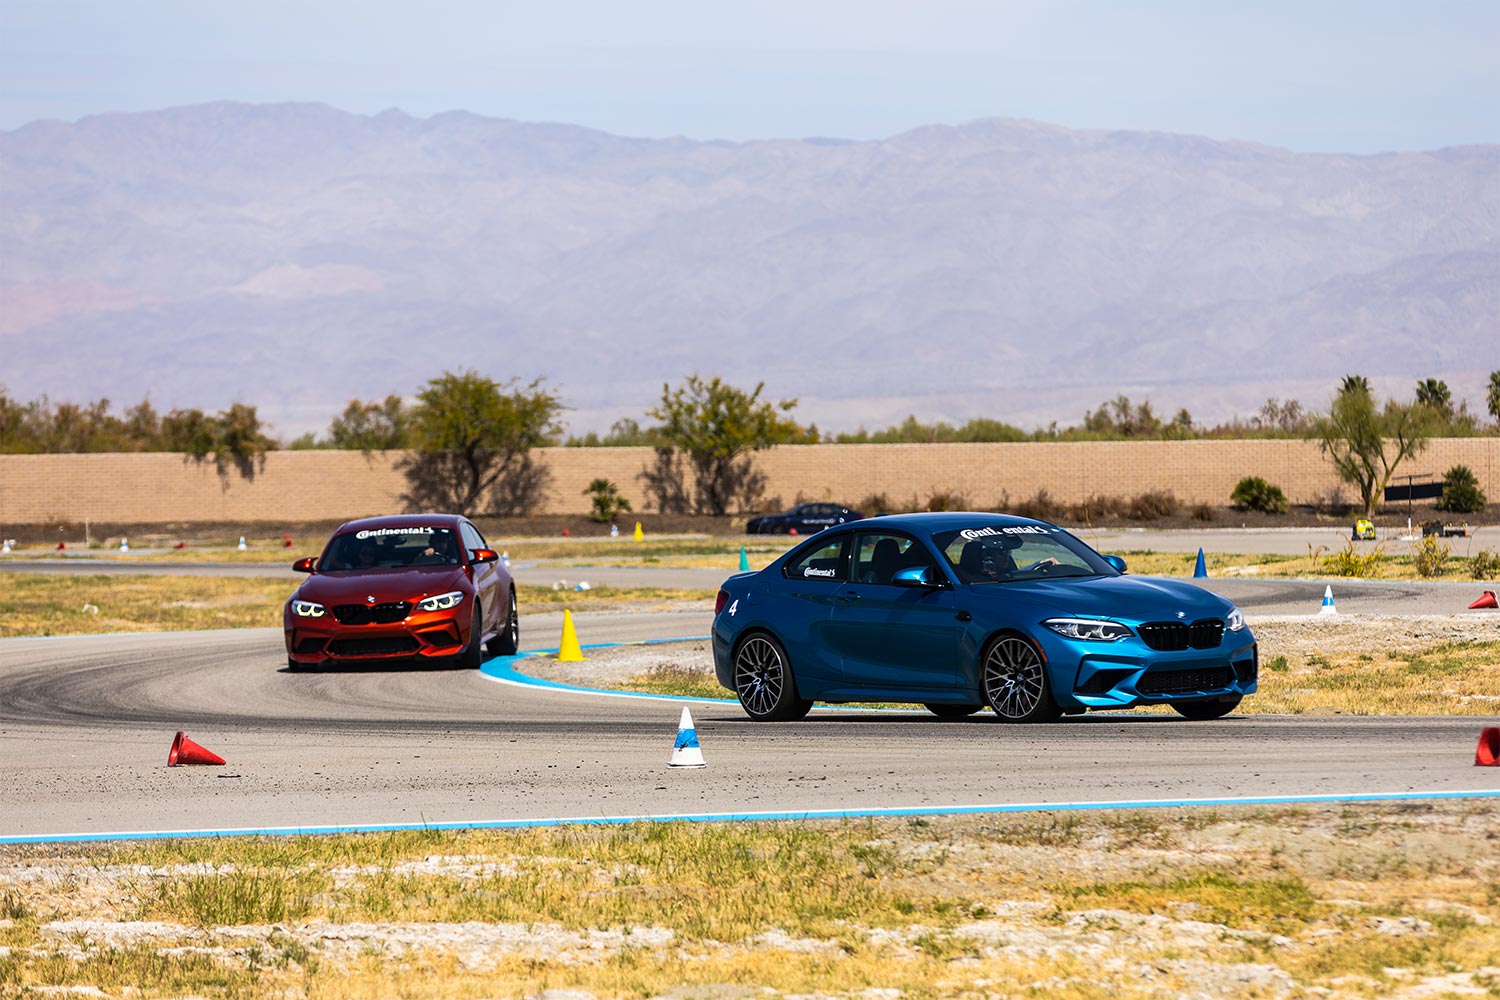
[1103,554,1127,574]
[892,565,940,588]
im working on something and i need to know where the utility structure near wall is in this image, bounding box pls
[0,438,1495,524]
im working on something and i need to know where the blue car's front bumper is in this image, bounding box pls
[1036,630,1258,712]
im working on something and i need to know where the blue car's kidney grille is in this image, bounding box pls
[333,602,411,625]
[1138,667,1233,694]
[1138,619,1224,651]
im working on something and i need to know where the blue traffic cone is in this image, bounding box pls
[739,546,750,572]
[1193,548,1207,578]
[668,706,706,767]
[1318,585,1338,616]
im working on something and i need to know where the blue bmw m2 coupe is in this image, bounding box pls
[712,512,1257,722]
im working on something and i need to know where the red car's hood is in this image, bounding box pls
[292,566,468,605]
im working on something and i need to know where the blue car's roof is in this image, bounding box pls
[844,511,1056,535]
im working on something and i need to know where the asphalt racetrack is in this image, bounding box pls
[2,574,1497,840]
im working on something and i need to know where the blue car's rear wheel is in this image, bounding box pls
[733,634,813,722]
[981,635,1062,723]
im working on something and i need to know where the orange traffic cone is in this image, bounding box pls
[1478,728,1500,767]
[167,731,226,766]
[1469,591,1497,610]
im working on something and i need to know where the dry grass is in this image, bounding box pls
[0,575,712,638]
[0,572,290,637]
[1,804,1496,998]
[1119,546,1500,582]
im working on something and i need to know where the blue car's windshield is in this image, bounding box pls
[933,524,1116,584]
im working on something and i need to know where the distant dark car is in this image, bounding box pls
[746,503,862,535]
[283,514,518,671]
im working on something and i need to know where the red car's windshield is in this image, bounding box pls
[319,527,461,571]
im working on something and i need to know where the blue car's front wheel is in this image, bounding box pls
[981,634,1062,723]
[733,633,813,722]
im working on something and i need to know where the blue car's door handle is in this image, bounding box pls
[836,590,860,604]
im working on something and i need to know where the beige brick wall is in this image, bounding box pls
[1,439,1495,525]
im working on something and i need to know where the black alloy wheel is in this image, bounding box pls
[487,589,519,656]
[981,634,1062,722]
[1171,695,1243,720]
[455,601,483,669]
[733,634,813,722]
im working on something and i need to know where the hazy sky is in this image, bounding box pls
[3,1,1497,151]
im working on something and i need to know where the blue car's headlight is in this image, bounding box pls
[1226,607,1246,632]
[1043,618,1132,642]
[291,600,326,618]
[417,590,465,612]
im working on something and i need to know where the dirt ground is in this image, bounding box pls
[7,500,1492,546]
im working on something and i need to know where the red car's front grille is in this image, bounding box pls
[332,602,412,625]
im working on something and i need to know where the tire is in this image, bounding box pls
[286,656,305,673]
[924,703,984,719]
[980,634,1062,723]
[487,589,519,656]
[733,633,813,721]
[1171,695,1242,720]
[455,601,483,669]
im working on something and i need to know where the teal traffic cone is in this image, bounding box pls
[1193,548,1207,578]
[739,546,750,572]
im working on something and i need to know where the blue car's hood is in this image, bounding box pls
[980,574,1233,622]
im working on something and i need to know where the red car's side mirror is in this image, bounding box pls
[292,557,316,573]
[470,548,499,565]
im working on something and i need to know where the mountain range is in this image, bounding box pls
[1,101,1495,436]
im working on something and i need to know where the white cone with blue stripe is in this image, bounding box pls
[668,706,707,768]
[1318,585,1338,616]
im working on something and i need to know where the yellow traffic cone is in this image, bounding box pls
[633,521,644,542]
[558,609,585,662]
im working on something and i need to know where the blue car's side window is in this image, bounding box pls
[853,533,939,586]
[783,537,849,582]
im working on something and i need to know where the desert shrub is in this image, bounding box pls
[1189,502,1216,522]
[1470,548,1500,581]
[924,489,969,512]
[582,478,632,523]
[1073,494,1128,521]
[1230,476,1289,514]
[748,494,784,515]
[1011,488,1064,521]
[1435,465,1487,513]
[1412,535,1451,578]
[854,493,899,516]
[1127,489,1179,520]
[1322,542,1381,578]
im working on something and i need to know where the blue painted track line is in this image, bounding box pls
[479,636,740,705]
[478,638,920,711]
[4,789,1498,845]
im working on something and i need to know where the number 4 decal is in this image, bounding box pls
[727,599,739,617]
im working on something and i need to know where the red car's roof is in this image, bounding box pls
[332,513,463,534]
